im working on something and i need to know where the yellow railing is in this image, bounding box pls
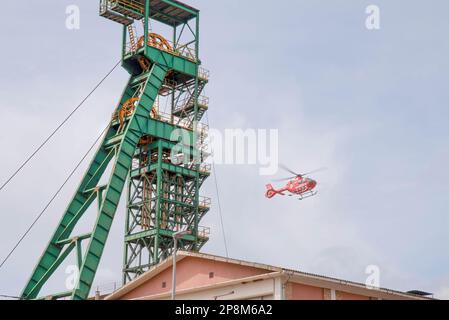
[111,0,144,14]
[199,196,211,208]
[198,226,211,239]
[112,106,209,134]
[155,110,209,132]
[175,95,209,112]
[198,67,210,81]
[126,37,198,62]
[176,43,197,61]
[199,163,212,174]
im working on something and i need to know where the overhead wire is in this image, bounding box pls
[0,57,231,274]
[0,59,121,193]
[204,112,229,258]
[0,294,21,300]
[0,126,109,270]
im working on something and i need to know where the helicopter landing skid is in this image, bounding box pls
[297,191,317,200]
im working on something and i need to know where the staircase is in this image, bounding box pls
[173,78,208,127]
[128,25,137,52]
[173,95,209,124]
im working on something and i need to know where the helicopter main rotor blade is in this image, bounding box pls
[279,164,300,176]
[301,167,328,176]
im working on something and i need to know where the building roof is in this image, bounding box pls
[406,290,433,297]
[106,251,432,300]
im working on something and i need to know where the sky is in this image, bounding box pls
[0,0,449,299]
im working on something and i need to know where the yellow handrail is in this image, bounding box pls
[113,0,144,14]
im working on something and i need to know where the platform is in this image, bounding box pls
[100,0,199,26]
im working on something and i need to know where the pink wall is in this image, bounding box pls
[337,291,371,300]
[119,256,376,300]
[288,283,324,300]
[121,257,269,299]
[287,283,373,300]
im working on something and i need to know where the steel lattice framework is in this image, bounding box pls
[21,0,210,300]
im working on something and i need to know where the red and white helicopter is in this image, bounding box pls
[265,165,325,200]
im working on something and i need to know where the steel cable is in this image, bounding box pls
[0,60,121,192]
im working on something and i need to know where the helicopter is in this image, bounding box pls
[265,165,325,200]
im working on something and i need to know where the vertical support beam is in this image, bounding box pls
[273,277,284,300]
[76,239,83,270]
[154,140,163,263]
[171,237,178,300]
[331,289,337,300]
[193,12,200,126]
[144,0,150,48]
[193,13,201,247]
[122,25,127,59]
[195,13,200,61]
[173,22,178,50]
[194,167,200,246]
[171,23,177,124]
[97,189,103,212]
[122,177,132,285]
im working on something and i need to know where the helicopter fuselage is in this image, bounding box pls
[265,176,317,199]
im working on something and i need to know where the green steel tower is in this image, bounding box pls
[21,0,210,300]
